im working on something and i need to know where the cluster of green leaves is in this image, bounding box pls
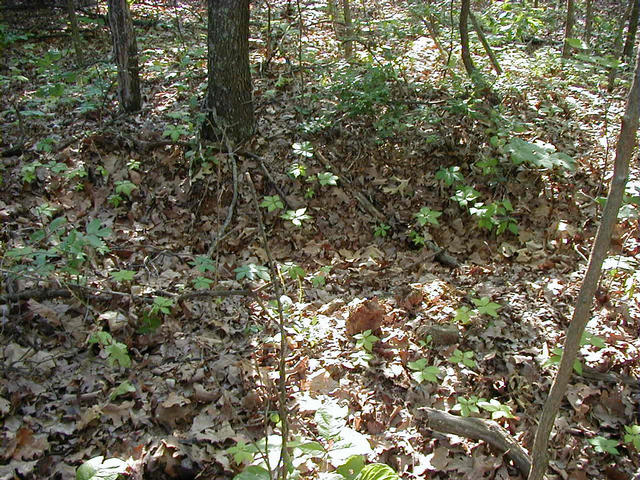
[351,329,379,367]
[452,297,501,325]
[234,261,330,290]
[225,399,399,480]
[453,396,516,420]
[588,424,640,456]
[7,216,111,277]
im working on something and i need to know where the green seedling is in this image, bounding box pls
[407,358,442,384]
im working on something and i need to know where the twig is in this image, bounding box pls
[246,172,289,480]
[239,151,294,210]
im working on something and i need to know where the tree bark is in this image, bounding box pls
[562,0,575,58]
[469,11,502,75]
[341,0,353,59]
[527,45,640,480]
[583,0,593,44]
[623,0,640,60]
[203,0,254,144]
[65,0,83,66]
[107,0,141,112]
[459,0,476,77]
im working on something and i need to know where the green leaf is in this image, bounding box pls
[336,455,366,480]
[328,427,372,465]
[234,263,271,282]
[152,296,174,315]
[454,306,474,324]
[318,171,339,186]
[354,463,399,480]
[588,436,620,455]
[114,180,137,198]
[281,208,312,226]
[292,141,314,158]
[435,166,464,186]
[106,342,131,368]
[565,37,586,50]
[505,138,576,171]
[448,349,476,368]
[472,297,501,317]
[110,270,135,282]
[315,401,348,440]
[233,465,271,480]
[415,207,442,227]
[76,456,127,480]
[478,399,515,419]
[189,255,216,273]
[88,331,113,346]
[193,276,214,289]
[226,441,257,465]
[624,425,640,450]
[110,380,136,400]
[281,262,306,280]
[260,195,284,212]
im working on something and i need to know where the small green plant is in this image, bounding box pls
[408,230,425,247]
[110,380,136,400]
[624,425,640,450]
[469,199,518,234]
[287,162,307,179]
[451,185,481,209]
[453,305,474,324]
[477,399,515,420]
[588,436,620,455]
[162,124,190,140]
[415,206,442,227]
[110,270,135,283]
[76,456,127,480]
[317,171,338,186]
[281,208,312,227]
[448,349,476,368]
[374,223,390,237]
[472,297,501,317]
[453,395,485,417]
[544,332,605,374]
[310,265,331,287]
[114,180,137,199]
[150,296,174,316]
[189,255,216,273]
[234,263,271,282]
[292,141,314,158]
[260,195,284,212]
[88,331,131,368]
[407,358,442,384]
[435,166,464,187]
[354,329,379,352]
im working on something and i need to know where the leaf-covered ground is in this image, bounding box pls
[1,1,639,479]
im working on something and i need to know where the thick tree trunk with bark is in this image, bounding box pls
[562,0,575,58]
[623,0,639,60]
[107,0,141,112]
[527,45,640,480]
[203,0,254,144]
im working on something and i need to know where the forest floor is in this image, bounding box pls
[1,1,639,479]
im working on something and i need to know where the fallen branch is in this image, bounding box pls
[0,285,252,304]
[418,407,531,477]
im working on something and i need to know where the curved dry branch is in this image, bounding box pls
[418,407,531,477]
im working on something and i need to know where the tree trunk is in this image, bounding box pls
[562,0,575,58]
[623,0,640,60]
[203,0,254,144]
[65,0,83,66]
[583,0,593,44]
[527,45,640,480]
[341,0,353,59]
[459,0,476,77]
[107,0,141,112]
